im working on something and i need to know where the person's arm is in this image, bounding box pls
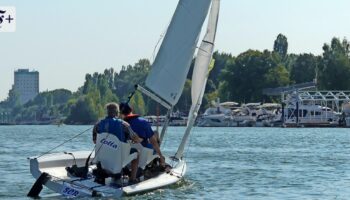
[149,135,165,166]
[122,120,143,143]
[144,122,165,166]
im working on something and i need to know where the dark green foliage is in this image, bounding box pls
[65,96,99,125]
[290,54,318,84]
[273,33,288,60]
[129,91,146,116]
[114,59,150,101]
[283,53,298,71]
[319,38,350,90]
[175,79,192,113]
[1,88,20,109]
[2,35,350,124]
[26,89,72,107]
[65,71,118,124]
[0,89,73,123]
[218,50,290,103]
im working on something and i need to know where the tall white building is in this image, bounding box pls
[13,69,39,104]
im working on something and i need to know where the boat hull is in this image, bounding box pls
[29,151,186,197]
[345,117,350,127]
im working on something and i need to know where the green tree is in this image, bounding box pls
[273,34,288,60]
[290,54,318,84]
[5,88,21,108]
[319,38,350,90]
[219,50,289,102]
[129,91,146,115]
[175,79,192,113]
[114,59,150,101]
[65,96,99,124]
[208,52,235,90]
[66,71,119,124]
[265,64,290,87]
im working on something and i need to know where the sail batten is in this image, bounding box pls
[145,0,212,106]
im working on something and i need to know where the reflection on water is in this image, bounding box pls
[1,126,350,199]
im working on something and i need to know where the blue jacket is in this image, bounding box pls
[126,115,154,148]
[97,117,126,142]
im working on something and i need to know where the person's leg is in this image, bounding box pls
[130,154,139,181]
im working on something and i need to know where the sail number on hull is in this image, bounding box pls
[61,183,80,197]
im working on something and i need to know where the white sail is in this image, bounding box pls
[191,0,219,105]
[145,0,212,106]
[175,0,220,159]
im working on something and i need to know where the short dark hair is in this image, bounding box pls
[119,102,132,115]
[106,103,119,116]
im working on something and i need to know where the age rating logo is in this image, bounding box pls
[0,7,16,32]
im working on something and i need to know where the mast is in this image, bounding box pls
[159,107,173,144]
[175,0,220,159]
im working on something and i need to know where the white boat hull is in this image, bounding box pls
[346,117,350,127]
[29,151,186,198]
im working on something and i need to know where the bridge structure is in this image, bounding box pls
[263,82,350,127]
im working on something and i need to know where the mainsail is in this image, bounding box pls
[175,0,220,159]
[145,0,212,106]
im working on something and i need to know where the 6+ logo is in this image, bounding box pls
[0,7,16,32]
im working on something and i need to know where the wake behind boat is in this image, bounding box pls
[28,0,220,198]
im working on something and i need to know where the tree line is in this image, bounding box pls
[1,35,350,124]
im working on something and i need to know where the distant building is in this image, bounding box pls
[13,69,39,104]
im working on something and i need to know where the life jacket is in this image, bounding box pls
[125,114,139,120]
[98,117,125,142]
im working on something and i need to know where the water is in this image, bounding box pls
[1,126,350,199]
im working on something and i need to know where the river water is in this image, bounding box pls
[0,126,350,199]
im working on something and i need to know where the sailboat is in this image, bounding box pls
[27,0,220,198]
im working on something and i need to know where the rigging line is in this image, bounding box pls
[180,122,199,176]
[126,87,137,104]
[160,126,169,152]
[150,22,170,63]
[91,133,112,164]
[151,31,165,62]
[36,126,93,159]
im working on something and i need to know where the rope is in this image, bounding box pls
[92,133,110,163]
[36,126,93,159]
[151,27,168,63]
[179,124,198,176]
[160,128,168,151]
[184,125,197,158]
[125,84,141,104]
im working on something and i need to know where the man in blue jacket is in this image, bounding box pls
[92,103,142,182]
[119,103,166,168]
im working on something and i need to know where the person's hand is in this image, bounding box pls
[159,155,166,167]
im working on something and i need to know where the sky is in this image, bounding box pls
[1,0,350,101]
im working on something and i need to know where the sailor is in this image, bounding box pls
[92,102,143,182]
[119,103,166,168]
